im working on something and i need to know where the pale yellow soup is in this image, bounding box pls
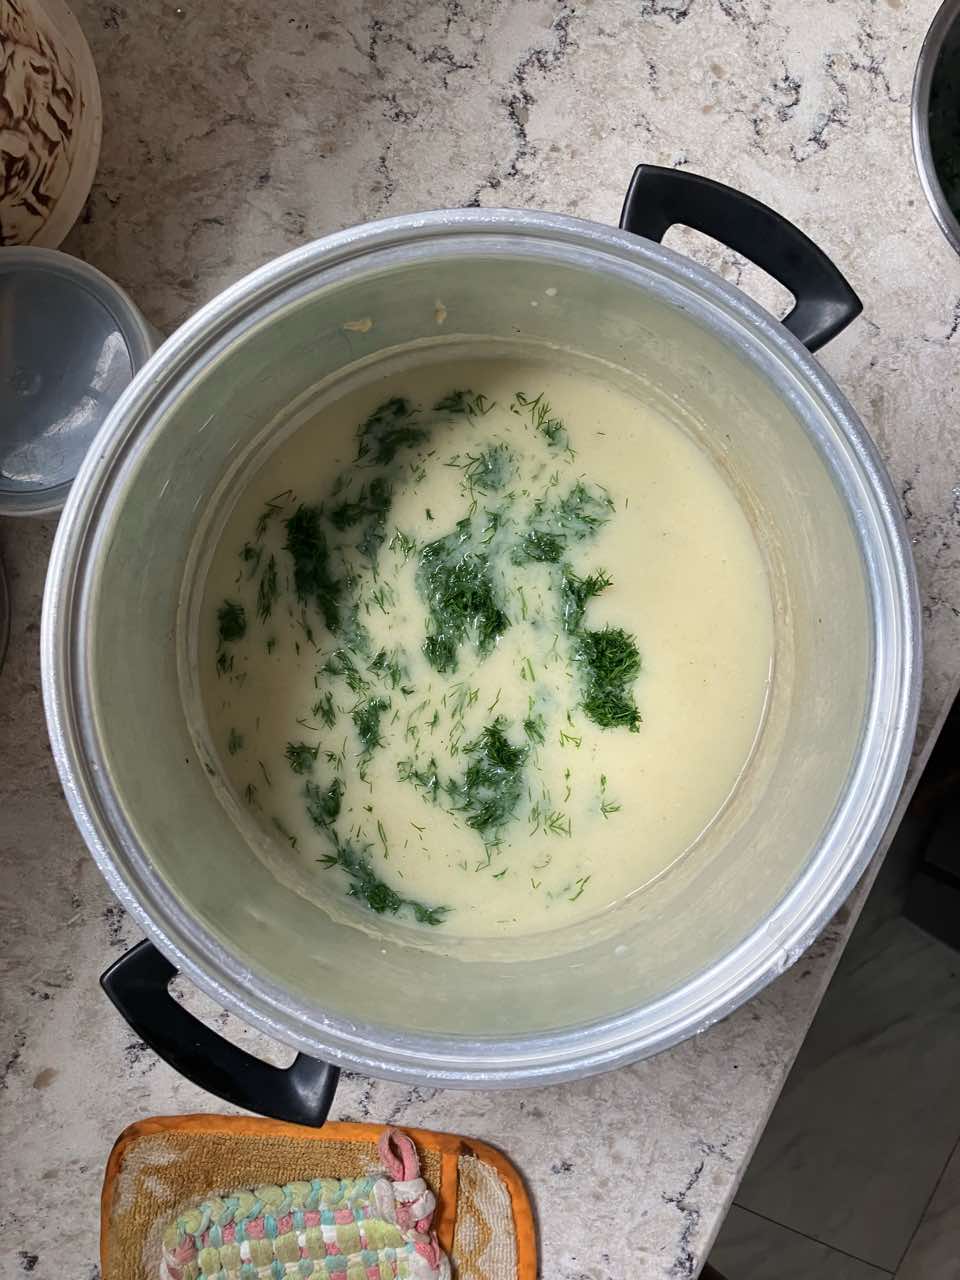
[200,355,773,939]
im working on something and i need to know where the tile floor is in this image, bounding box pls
[707,705,960,1280]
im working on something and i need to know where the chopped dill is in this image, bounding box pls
[356,397,427,465]
[217,599,246,644]
[513,529,565,564]
[459,444,515,494]
[323,649,368,695]
[227,728,244,755]
[329,475,392,530]
[569,875,591,901]
[555,481,614,540]
[417,519,509,672]
[312,690,337,728]
[285,740,320,774]
[544,809,572,837]
[319,831,448,924]
[388,528,417,561]
[255,489,293,539]
[256,554,279,621]
[397,756,441,804]
[242,783,258,807]
[447,718,528,841]
[523,712,546,744]
[560,566,613,633]
[304,777,343,829]
[573,626,642,731]
[377,819,389,858]
[283,505,342,632]
[511,390,568,450]
[352,695,390,754]
[434,389,494,416]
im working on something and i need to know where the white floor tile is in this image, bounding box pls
[896,1142,960,1280]
[735,916,960,1271]
[710,1206,891,1279]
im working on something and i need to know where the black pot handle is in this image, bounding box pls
[101,939,340,1126]
[619,164,862,352]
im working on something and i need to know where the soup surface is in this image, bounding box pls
[199,355,773,938]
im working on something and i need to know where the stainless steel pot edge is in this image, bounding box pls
[912,0,960,254]
[41,208,921,1085]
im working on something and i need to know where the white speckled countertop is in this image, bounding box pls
[2,0,960,1276]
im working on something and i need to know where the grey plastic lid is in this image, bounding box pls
[0,249,157,517]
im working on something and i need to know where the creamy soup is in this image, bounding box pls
[199,356,773,939]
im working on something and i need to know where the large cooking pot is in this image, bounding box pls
[42,167,920,1123]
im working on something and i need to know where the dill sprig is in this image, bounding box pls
[511,390,568,450]
[447,718,528,840]
[459,444,515,494]
[304,777,344,829]
[573,626,642,731]
[285,740,320,774]
[312,690,337,728]
[417,518,510,673]
[513,529,564,564]
[352,696,390,754]
[434,389,495,417]
[555,481,614,540]
[284,505,342,632]
[560,566,613,633]
[217,599,246,644]
[356,397,427,465]
[256,554,279,621]
[397,755,442,803]
[319,831,449,925]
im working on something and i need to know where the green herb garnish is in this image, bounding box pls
[560,566,613,632]
[284,505,342,632]
[434,389,494,417]
[227,728,244,755]
[312,690,337,728]
[319,831,448,924]
[460,444,515,494]
[217,599,246,644]
[323,648,368,695]
[357,397,427,465]
[285,740,320,774]
[573,626,642,731]
[555,481,614,540]
[513,529,564,564]
[447,718,528,841]
[369,648,408,689]
[417,519,509,672]
[256,554,279,621]
[304,777,343,829]
[397,756,441,803]
[352,696,390,754]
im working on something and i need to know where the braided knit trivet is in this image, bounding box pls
[101,1116,536,1280]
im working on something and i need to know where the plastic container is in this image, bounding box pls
[0,249,156,517]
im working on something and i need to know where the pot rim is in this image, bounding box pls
[911,0,960,254]
[41,207,921,1084]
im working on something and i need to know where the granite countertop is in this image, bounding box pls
[3,0,959,1276]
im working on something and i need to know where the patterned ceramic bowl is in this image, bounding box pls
[0,0,102,247]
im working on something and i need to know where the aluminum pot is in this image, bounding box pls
[42,167,920,1123]
[912,0,960,253]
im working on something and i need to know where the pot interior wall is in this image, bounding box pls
[87,239,870,1041]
